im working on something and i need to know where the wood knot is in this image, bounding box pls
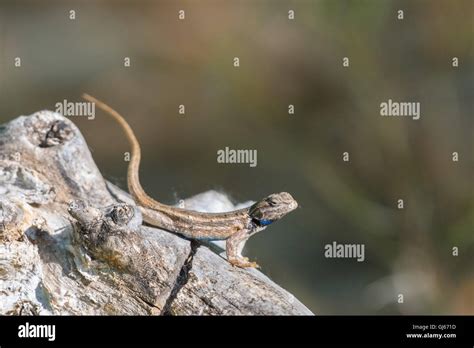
[40,120,74,147]
[108,204,135,226]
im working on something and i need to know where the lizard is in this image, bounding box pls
[81,93,298,268]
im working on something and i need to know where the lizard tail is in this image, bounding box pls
[81,93,161,209]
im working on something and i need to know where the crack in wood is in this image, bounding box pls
[161,241,199,316]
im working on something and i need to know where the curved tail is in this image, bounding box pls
[82,93,161,209]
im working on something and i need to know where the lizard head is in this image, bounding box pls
[249,192,298,227]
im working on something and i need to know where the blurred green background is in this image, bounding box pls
[0,0,472,314]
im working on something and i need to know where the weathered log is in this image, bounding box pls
[0,111,313,315]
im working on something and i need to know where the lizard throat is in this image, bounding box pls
[253,218,274,226]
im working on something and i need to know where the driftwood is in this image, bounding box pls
[0,111,313,315]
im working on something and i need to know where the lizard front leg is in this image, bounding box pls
[226,229,259,268]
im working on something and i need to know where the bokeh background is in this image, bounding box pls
[0,0,472,314]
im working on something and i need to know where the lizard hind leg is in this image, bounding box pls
[226,230,259,268]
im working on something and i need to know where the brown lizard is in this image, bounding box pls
[82,93,298,268]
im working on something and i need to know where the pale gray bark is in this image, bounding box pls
[0,111,313,315]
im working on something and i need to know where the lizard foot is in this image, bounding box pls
[229,257,260,269]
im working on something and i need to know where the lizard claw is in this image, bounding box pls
[248,261,260,269]
[229,257,260,269]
